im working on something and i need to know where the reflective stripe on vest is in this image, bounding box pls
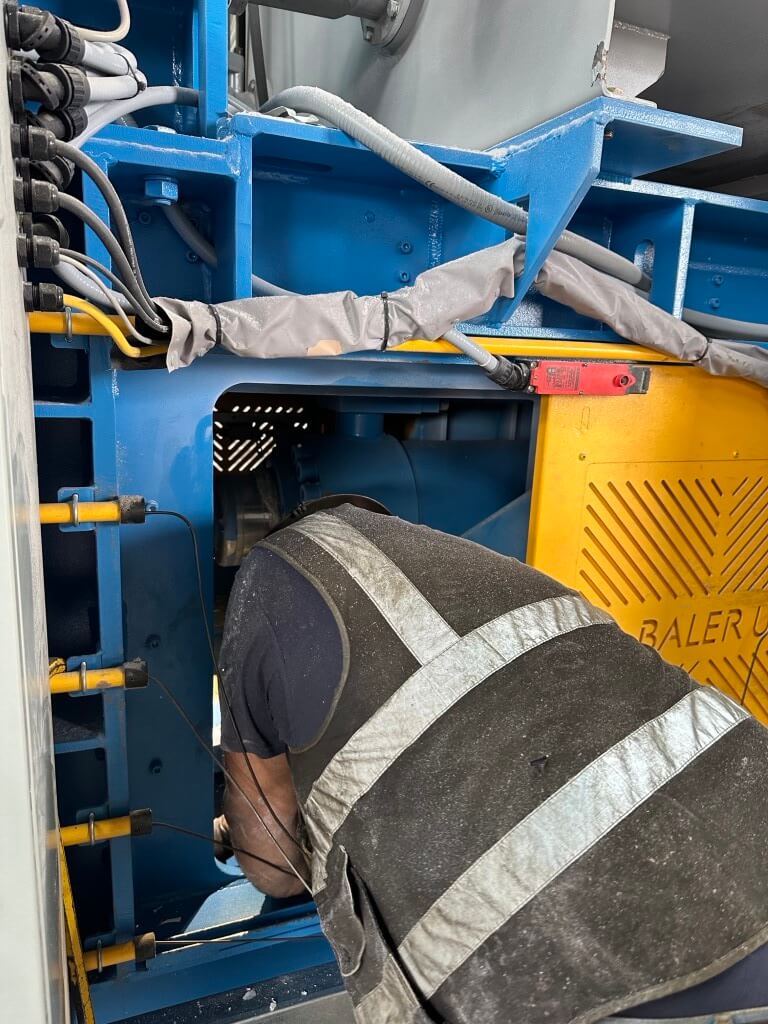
[288,514,613,890]
[393,685,749,1001]
[290,512,459,665]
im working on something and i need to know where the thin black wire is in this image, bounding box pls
[740,628,768,706]
[144,509,305,858]
[152,820,293,878]
[149,671,311,896]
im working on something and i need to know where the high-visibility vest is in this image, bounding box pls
[264,504,768,1024]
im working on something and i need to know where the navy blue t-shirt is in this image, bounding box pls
[219,545,345,758]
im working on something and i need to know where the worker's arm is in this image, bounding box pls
[220,750,309,898]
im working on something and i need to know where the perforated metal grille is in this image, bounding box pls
[212,395,310,474]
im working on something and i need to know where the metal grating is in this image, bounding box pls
[212,396,310,474]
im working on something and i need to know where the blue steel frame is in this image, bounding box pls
[34,82,768,1021]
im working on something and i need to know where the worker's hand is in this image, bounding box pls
[213,814,234,863]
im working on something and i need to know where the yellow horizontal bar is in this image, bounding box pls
[395,337,678,364]
[29,298,167,360]
[51,666,127,695]
[28,311,126,337]
[83,935,155,972]
[40,500,121,526]
[61,816,133,847]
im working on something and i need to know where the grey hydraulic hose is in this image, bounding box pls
[257,0,387,18]
[682,307,768,342]
[262,87,651,291]
[163,205,295,297]
[71,86,199,148]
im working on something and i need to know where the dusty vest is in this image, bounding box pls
[263,504,768,1024]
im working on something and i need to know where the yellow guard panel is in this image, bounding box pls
[528,365,768,722]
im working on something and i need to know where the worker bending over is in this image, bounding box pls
[215,496,768,1024]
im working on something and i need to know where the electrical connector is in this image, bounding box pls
[30,156,75,191]
[23,281,63,312]
[485,358,531,391]
[5,4,85,65]
[32,106,87,143]
[13,175,58,213]
[16,59,88,111]
[10,123,56,161]
[16,233,59,268]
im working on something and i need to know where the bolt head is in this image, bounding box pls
[143,176,179,207]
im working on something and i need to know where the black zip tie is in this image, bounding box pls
[380,292,390,350]
[208,304,223,347]
[689,337,712,365]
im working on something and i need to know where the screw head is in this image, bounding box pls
[399,270,411,283]
[137,211,152,226]
[399,240,413,254]
[708,297,721,309]
[186,250,200,264]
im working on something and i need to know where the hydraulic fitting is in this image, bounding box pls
[23,281,63,312]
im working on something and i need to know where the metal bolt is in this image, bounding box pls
[143,176,179,207]
[614,374,630,387]
[137,211,152,226]
[708,297,721,309]
[712,274,724,286]
[399,270,411,283]
[526,385,536,393]
[186,250,200,264]
[364,211,376,224]
[387,0,400,18]
[145,634,161,649]
[579,453,587,461]
[399,240,413,254]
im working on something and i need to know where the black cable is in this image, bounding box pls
[56,141,154,305]
[57,192,167,330]
[152,820,294,878]
[59,247,164,332]
[149,671,311,895]
[144,509,305,858]
[740,628,768,706]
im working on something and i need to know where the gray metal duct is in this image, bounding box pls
[257,0,387,19]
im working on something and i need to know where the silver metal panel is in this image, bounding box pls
[261,0,619,148]
[0,16,66,1024]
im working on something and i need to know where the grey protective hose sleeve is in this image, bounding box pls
[155,235,768,387]
[262,87,649,291]
[442,328,498,371]
[162,205,294,297]
[71,86,199,148]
